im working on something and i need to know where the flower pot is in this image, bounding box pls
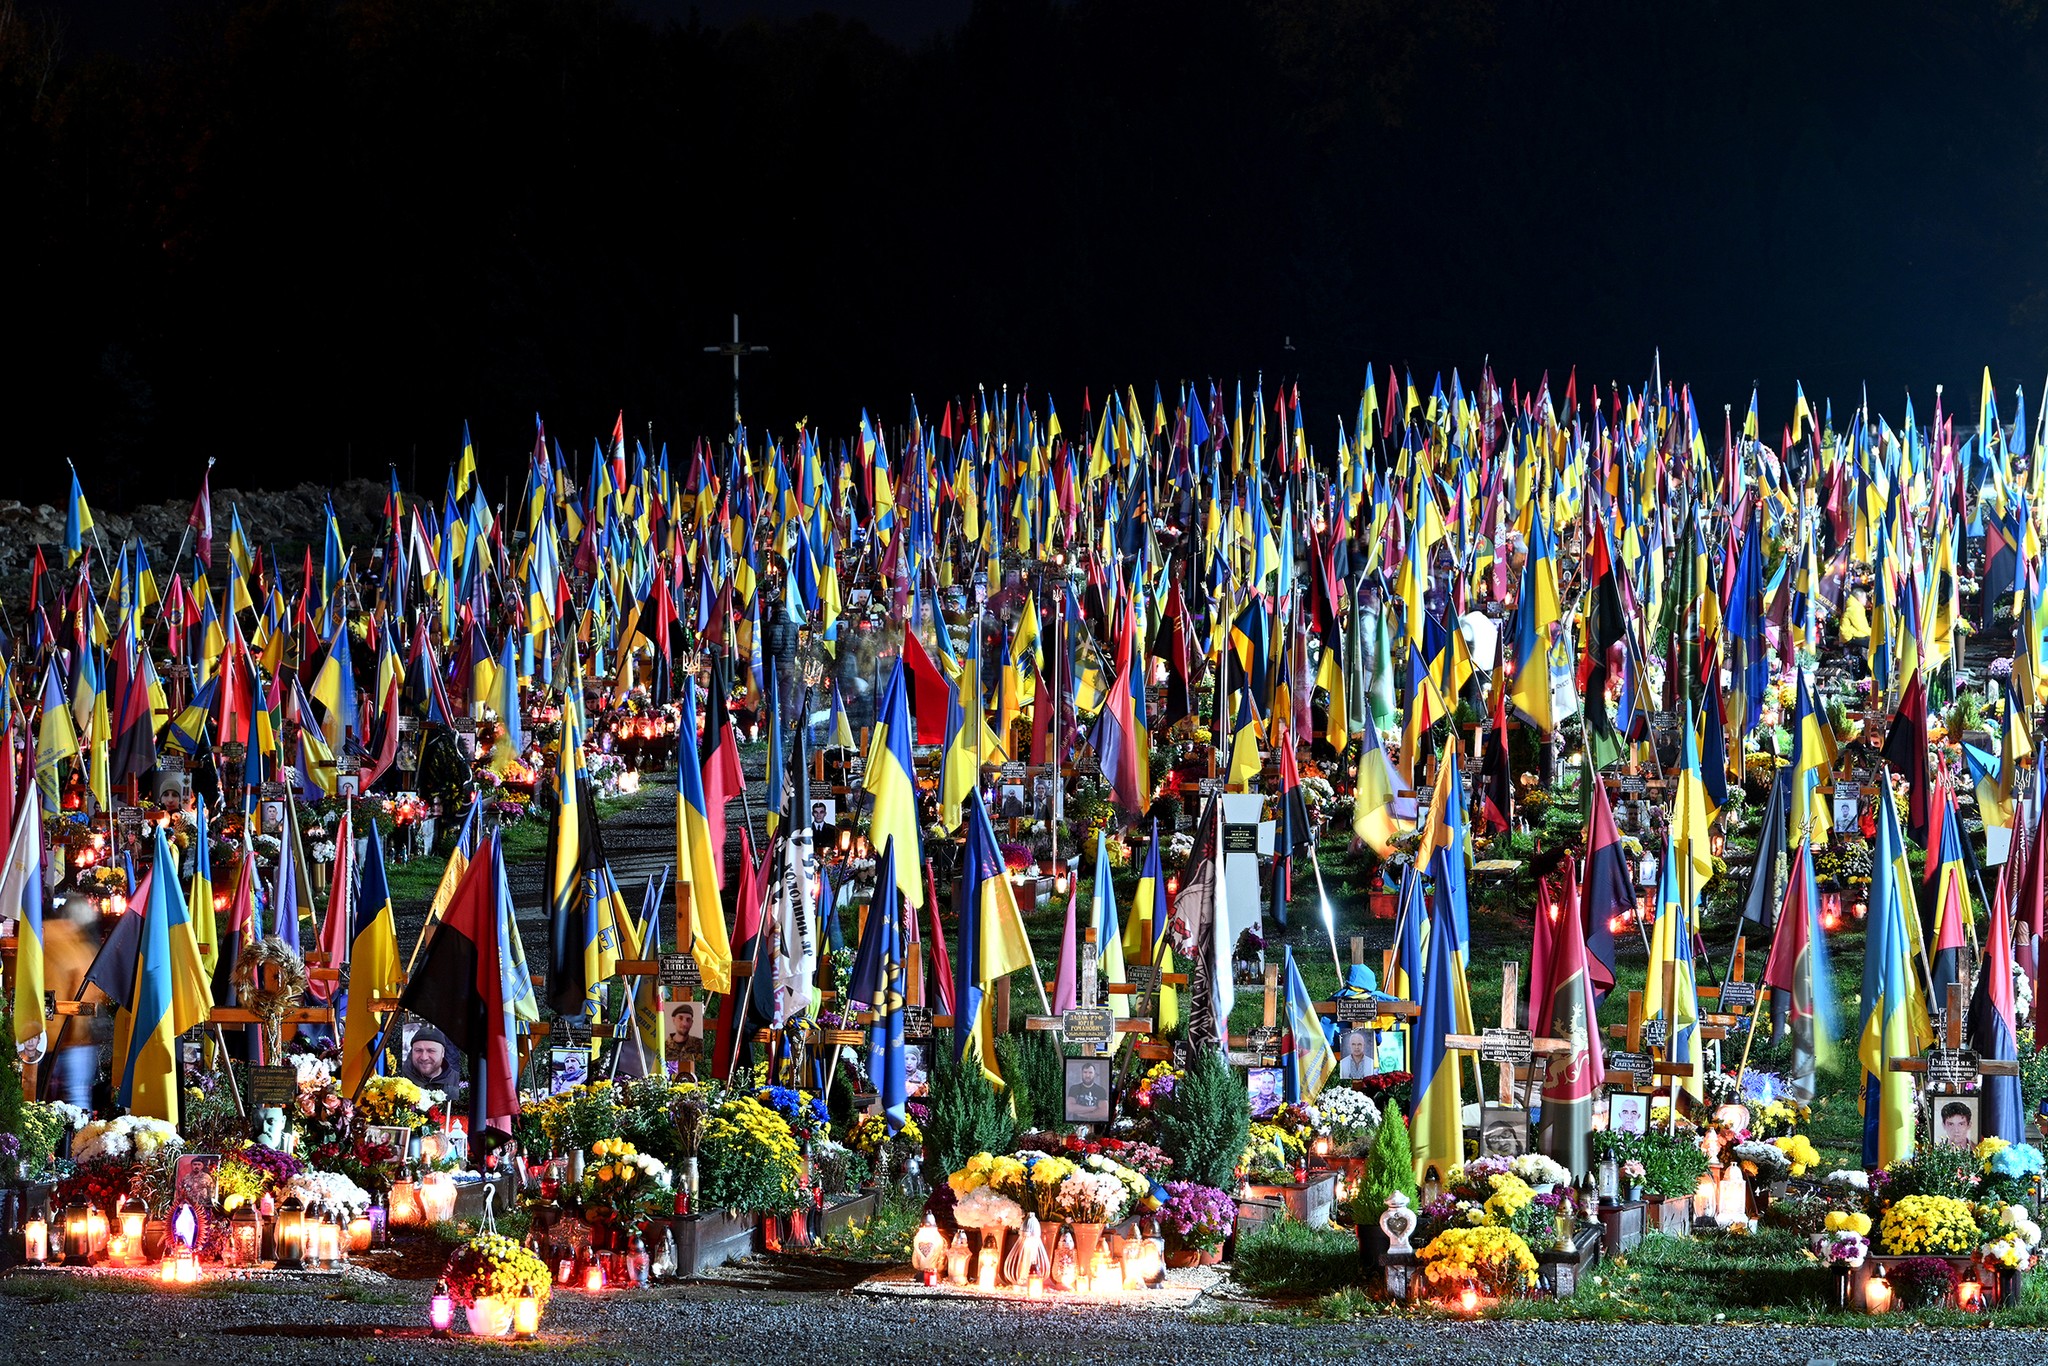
[1165,1249,1201,1268]
[1200,1248,1223,1265]
[465,1297,516,1337]
[1069,1222,1103,1270]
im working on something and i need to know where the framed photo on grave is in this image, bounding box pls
[1063,1057,1113,1124]
[1479,1104,1529,1159]
[1933,1094,1981,1151]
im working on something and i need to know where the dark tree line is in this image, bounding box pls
[8,0,2048,507]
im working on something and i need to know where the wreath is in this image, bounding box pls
[235,936,310,1062]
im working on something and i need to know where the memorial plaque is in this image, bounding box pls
[1061,1006,1116,1048]
[1619,774,1648,796]
[1608,1050,1654,1086]
[1222,823,1260,854]
[1716,981,1757,1011]
[658,953,700,989]
[1478,1027,1534,1066]
[1245,1025,1281,1055]
[1640,1019,1669,1049]
[249,1066,299,1108]
[1333,997,1381,1024]
[1927,1046,1981,1088]
[902,1004,934,1041]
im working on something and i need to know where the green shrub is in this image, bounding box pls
[923,1042,1016,1177]
[1008,1029,1067,1132]
[1155,1047,1250,1189]
[1350,1108,1418,1222]
[1232,1218,1359,1295]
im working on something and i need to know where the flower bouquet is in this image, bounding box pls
[358,1076,446,1131]
[579,1139,672,1221]
[1053,1169,1129,1225]
[1159,1181,1235,1261]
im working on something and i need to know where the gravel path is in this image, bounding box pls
[4,1269,2044,1364]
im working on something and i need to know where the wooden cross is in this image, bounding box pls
[1599,961,1718,1130]
[1888,981,2022,1089]
[1443,962,1573,1105]
[1223,963,1284,1058]
[1024,927,1151,1050]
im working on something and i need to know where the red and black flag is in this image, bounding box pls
[1881,667,1930,842]
[401,833,523,1133]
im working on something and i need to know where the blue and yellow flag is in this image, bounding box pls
[117,829,183,1124]
[340,823,400,1095]
[1281,944,1335,1102]
[864,656,925,908]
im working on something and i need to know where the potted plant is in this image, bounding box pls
[1347,1109,1418,1271]
[443,1232,551,1337]
[1159,1182,1235,1266]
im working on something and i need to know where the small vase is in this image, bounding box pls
[1039,1221,1064,1266]
[465,1297,516,1337]
[1069,1221,1103,1270]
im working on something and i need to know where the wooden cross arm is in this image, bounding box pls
[851,1011,955,1028]
[1889,1059,2023,1077]
[1650,1061,1696,1078]
[616,959,660,977]
[1106,976,1190,994]
[1022,1017,1153,1034]
[1315,1000,1422,1018]
[1442,1033,1574,1054]
[208,1006,336,1025]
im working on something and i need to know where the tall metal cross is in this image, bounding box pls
[704,313,769,426]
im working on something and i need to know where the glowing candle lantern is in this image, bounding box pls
[60,1201,94,1265]
[1958,1277,1983,1311]
[585,1260,605,1293]
[1865,1275,1893,1314]
[118,1195,148,1249]
[1459,1282,1480,1315]
[23,1217,47,1265]
[911,1214,947,1283]
[419,1171,459,1223]
[273,1196,308,1270]
[387,1177,425,1227]
[347,1214,374,1254]
[174,1248,200,1284]
[429,1280,454,1333]
[86,1206,109,1257]
[514,1294,540,1339]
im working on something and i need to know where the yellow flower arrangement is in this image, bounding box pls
[949,1152,998,1197]
[1976,1136,2012,1168]
[1771,1135,1820,1177]
[1417,1225,1540,1292]
[1482,1173,1536,1225]
[443,1232,552,1309]
[358,1074,443,1129]
[1823,1211,1872,1236]
[1878,1194,1979,1256]
[1029,1155,1078,1199]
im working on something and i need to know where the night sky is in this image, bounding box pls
[12,0,2048,506]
